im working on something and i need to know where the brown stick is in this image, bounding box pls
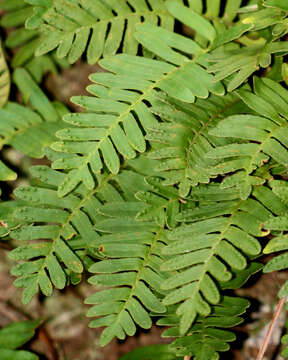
[256,297,286,360]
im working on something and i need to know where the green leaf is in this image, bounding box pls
[27,0,174,64]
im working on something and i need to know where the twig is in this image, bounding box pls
[256,297,286,360]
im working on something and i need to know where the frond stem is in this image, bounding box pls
[256,297,286,360]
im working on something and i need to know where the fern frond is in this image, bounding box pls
[206,4,287,90]
[50,50,223,197]
[207,77,288,199]
[160,296,249,360]
[0,0,68,81]
[86,205,167,346]
[0,68,66,181]
[25,0,174,64]
[146,92,251,197]
[9,165,107,303]
[160,183,287,334]
[0,320,39,360]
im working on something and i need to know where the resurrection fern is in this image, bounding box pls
[0,68,66,181]
[146,92,252,197]
[0,320,39,360]
[207,77,288,199]
[161,296,250,359]
[26,0,174,64]
[0,0,68,82]
[3,0,288,359]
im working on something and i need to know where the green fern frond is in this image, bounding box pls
[0,320,39,360]
[160,296,249,360]
[207,4,287,90]
[86,205,167,346]
[146,92,252,197]
[50,49,223,197]
[25,0,174,64]
[160,183,288,334]
[0,68,66,181]
[8,165,110,303]
[0,0,68,81]
[207,77,288,199]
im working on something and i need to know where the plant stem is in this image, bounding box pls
[256,297,286,360]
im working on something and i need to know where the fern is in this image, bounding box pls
[0,0,68,82]
[206,77,288,199]
[85,174,180,345]
[0,68,66,181]
[0,320,39,360]
[157,182,287,335]
[146,92,252,197]
[160,296,249,360]
[26,0,174,64]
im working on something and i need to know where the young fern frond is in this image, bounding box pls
[0,68,66,181]
[207,77,288,199]
[146,92,251,197]
[160,183,287,335]
[26,0,174,64]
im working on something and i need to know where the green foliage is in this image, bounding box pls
[0,68,66,181]
[2,0,288,359]
[0,0,68,81]
[0,320,39,360]
[162,296,249,360]
[26,0,174,64]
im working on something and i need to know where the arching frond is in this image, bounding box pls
[26,0,174,64]
[160,183,287,334]
[207,77,288,199]
[50,48,223,197]
[146,92,252,197]
[160,296,249,360]
[0,68,66,181]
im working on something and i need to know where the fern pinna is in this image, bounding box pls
[2,0,288,359]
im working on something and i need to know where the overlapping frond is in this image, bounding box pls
[9,161,151,304]
[159,183,287,334]
[159,296,249,360]
[26,0,174,64]
[86,206,167,346]
[207,3,288,90]
[146,92,252,197]
[207,77,288,199]
[50,48,224,197]
[0,0,67,82]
